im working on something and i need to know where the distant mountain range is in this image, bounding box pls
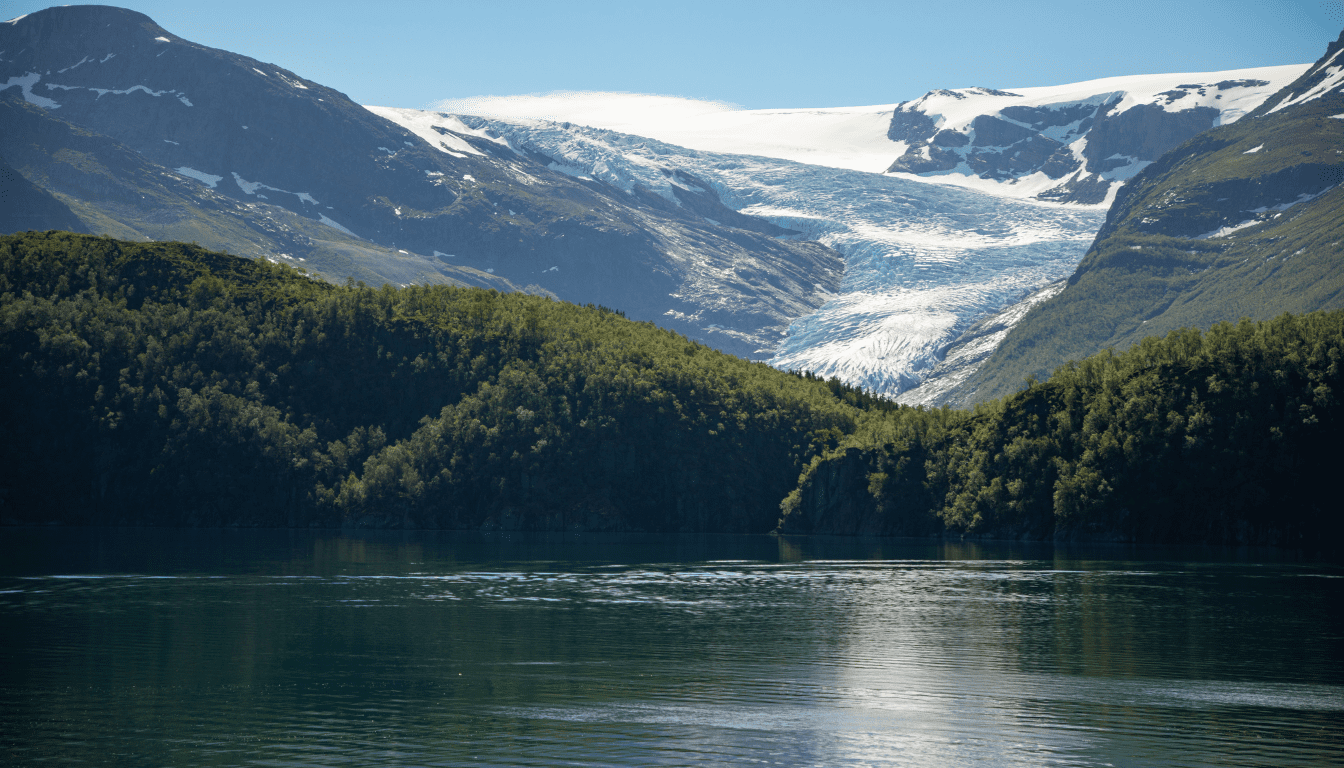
[413,68,1298,397]
[2,5,1332,402]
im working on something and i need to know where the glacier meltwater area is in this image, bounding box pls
[390,112,1104,398]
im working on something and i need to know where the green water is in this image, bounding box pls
[1,529,1340,767]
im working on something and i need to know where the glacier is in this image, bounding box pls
[370,64,1303,401]
[371,107,1103,397]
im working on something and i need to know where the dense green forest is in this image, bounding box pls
[2,232,1339,544]
[0,231,880,531]
[782,312,1343,544]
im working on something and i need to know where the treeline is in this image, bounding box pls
[2,232,1340,544]
[781,312,1343,545]
[0,231,871,530]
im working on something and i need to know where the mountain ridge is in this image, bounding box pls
[0,5,843,360]
[942,28,1344,405]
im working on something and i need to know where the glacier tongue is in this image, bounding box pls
[379,111,1103,396]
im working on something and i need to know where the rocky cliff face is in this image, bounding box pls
[0,6,842,360]
[882,70,1301,204]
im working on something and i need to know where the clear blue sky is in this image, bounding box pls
[3,1,1339,109]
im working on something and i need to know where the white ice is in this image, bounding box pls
[375,64,1299,396]
[39,78,194,107]
[318,213,356,236]
[1197,219,1260,239]
[379,109,1102,396]
[363,106,485,157]
[56,56,90,73]
[1244,144,1264,154]
[175,167,222,188]
[0,72,60,108]
[1268,51,1344,114]
[423,65,1304,202]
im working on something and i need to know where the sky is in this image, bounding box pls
[1,0,1340,110]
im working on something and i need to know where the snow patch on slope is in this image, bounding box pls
[0,72,60,108]
[1268,49,1344,113]
[365,105,486,158]
[175,167,222,188]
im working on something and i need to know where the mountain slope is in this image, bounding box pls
[947,29,1344,405]
[0,95,513,288]
[0,5,841,359]
[0,152,84,234]
[375,109,1104,395]
[424,71,1293,398]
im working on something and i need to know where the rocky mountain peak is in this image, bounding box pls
[883,68,1304,205]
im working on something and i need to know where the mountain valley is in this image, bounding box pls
[1,4,1334,404]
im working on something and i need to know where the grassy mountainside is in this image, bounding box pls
[955,30,1344,404]
[0,231,875,531]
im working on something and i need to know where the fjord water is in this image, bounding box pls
[1,530,1340,767]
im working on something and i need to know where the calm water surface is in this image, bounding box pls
[1,529,1341,767]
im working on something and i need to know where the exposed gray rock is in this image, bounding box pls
[967,134,1061,179]
[885,141,962,173]
[931,129,970,147]
[1083,103,1220,171]
[1217,78,1270,90]
[1039,145,1083,179]
[971,115,1038,147]
[999,102,1099,130]
[1035,171,1113,205]
[887,107,938,143]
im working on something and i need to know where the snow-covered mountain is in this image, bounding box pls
[882,67,1306,204]
[950,29,1344,405]
[376,67,1298,398]
[439,66,1304,205]
[371,107,1104,394]
[2,5,1307,400]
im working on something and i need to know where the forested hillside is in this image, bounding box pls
[2,232,1339,545]
[782,312,1343,545]
[0,231,876,531]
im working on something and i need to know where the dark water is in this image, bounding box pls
[1,529,1341,767]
